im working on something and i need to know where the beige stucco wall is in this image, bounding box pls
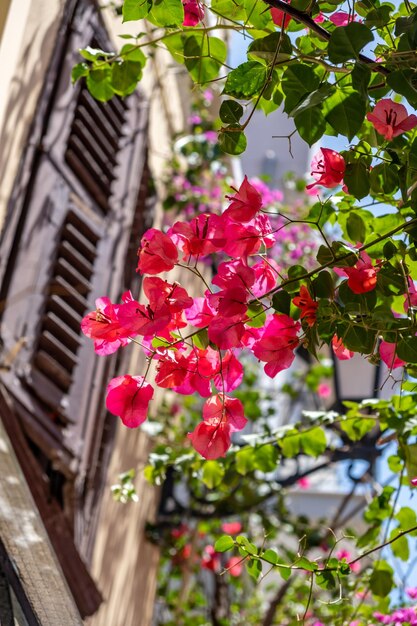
[87,10,190,626]
[0,2,190,625]
[0,0,66,231]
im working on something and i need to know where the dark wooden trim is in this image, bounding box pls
[0,384,102,618]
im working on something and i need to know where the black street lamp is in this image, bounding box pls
[331,352,382,412]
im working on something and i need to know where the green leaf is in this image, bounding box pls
[282,64,320,114]
[351,62,371,95]
[279,430,301,458]
[324,88,366,141]
[214,535,235,552]
[365,5,392,27]
[369,565,393,597]
[122,0,152,21]
[247,32,292,64]
[201,460,225,489]
[346,211,367,242]
[218,128,247,155]
[211,0,245,20]
[193,328,209,350]
[235,447,256,475]
[246,302,266,328]
[262,548,279,565]
[112,60,143,95]
[120,43,147,64]
[402,443,417,481]
[246,558,262,581]
[294,107,326,146]
[86,68,115,102]
[296,557,318,572]
[80,46,113,61]
[290,84,335,117]
[244,0,273,28]
[386,69,417,107]
[254,445,279,472]
[396,506,417,535]
[397,337,417,363]
[343,324,376,353]
[369,163,399,195]
[236,536,258,555]
[340,416,375,441]
[219,100,244,124]
[184,35,227,84]
[300,427,327,457]
[71,62,89,83]
[390,529,409,561]
[224,61,267,99]
[344,161,370,199]
[148,0,184,26]
[316,570,336,589]
[272,291,291,315]
[312,270,334,298]
[328,23,374,63]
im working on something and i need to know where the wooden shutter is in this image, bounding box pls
[0,0,152,615]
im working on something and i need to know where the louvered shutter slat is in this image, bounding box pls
[59,241,95,278]
[49,295,83,332]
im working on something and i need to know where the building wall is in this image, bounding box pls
[0,2,190,624]
[0,0,66,230]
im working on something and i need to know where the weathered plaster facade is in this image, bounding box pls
[0,2,190,623]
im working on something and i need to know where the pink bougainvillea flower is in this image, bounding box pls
[317,383,331,398]
[293,285,319,327]
[171,523,189,539]
[117,297,171,337]
[143,276,193,314]
[270,0,291,28]
[306,148,346,190]
[332,335,354,360]
[106,375,154,428]
[225,556,243,577]
[203,394,247,431]
[410,477,417,487]
[182,0,204,26]
[208,315,246,350]
[406,587,417,599]
[185,296,216,327]
[313,11,325,23]
[336,251,379,294]
[188,419,231,459]
[156,350,214,398]
[137,228,178,275]
[188,394,247,459]
[329,11,357,26]
[212,259,255,291]
[251,259,279,297]
[81,297,126,354]
[252,313,300,378]
[297,477,310,489]
[367,99,417,141]
[221,521,242,535]
[201,545,220,571]
[379,341,405,370]
[212,349,244,392]
[223,176,263,223]
[208,285,248,318]
[169,213,226,257]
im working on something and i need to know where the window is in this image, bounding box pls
[0,0,153,616]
